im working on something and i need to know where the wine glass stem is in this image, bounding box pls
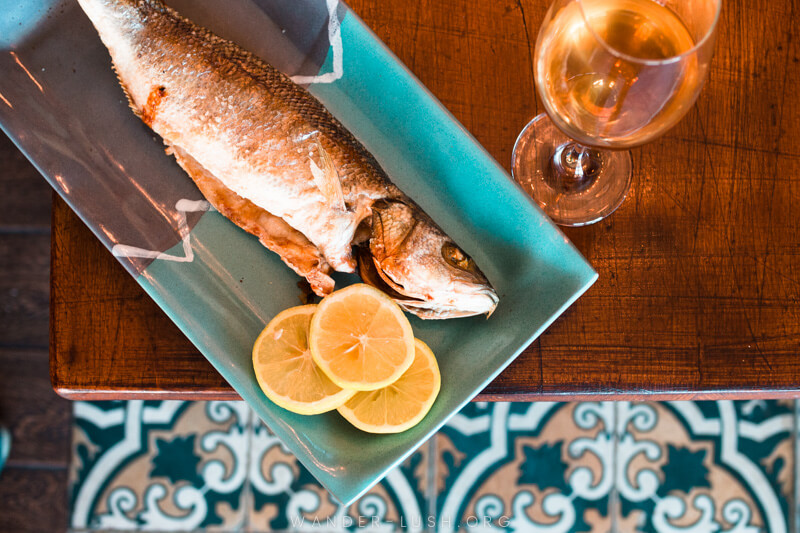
[550,142,603,194]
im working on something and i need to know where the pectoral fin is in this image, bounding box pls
[309,140,346,211]
[167,144,335,296]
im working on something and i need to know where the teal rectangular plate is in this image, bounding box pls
[0,0,596,505]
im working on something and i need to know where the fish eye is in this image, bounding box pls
[442,242,475,271]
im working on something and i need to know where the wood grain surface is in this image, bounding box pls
[0,468,69,533]
[1,235,50,348]
[50,0,800,400]
[0,132,70,532]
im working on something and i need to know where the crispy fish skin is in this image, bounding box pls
[78,0,397,273]
[167,145,335,296]
[79,0,499,318]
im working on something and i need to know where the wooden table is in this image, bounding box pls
[51,0,800,401]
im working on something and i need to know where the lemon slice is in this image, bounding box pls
[309,283,415,391]
[252,305,355,415]
[337,338,441,433]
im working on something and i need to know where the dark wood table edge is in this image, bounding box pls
[50,385,800,402]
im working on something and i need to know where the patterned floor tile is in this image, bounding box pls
[66,399,799,533]
[245,417,430,532]
[614,400,794,533]
[69,400,251,531]
[435,402,615,532]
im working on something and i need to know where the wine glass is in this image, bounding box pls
[512,0,721,226]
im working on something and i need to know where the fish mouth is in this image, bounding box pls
[474,288,500,318]
[396,293,498,319]
[355,245,498,319]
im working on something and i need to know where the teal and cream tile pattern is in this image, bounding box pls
[247,417,430,530]
[69,400,796,532]
[69,400,429,532]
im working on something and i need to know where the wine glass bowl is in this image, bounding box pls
[513,0,721,226]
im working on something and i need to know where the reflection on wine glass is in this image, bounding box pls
[512,0,721,226]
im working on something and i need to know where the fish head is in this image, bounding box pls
[358,199,499,319]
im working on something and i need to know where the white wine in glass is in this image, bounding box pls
[512,0,721,226]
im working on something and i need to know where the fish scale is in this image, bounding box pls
[77,0,498,318]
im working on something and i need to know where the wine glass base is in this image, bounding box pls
[512,114,632,227]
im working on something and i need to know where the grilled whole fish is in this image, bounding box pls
[77,0,499,318]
